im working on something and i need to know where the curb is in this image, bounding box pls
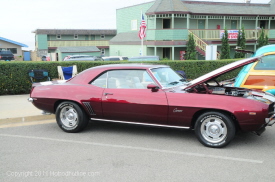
[0,115,55,125]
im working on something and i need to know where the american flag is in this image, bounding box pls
[138,14,147,39]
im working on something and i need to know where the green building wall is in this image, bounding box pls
[37,34,48,49]
[147,29,189,41]
[110,45,146,57]
[116,2,154,34]
[174,18,186,29]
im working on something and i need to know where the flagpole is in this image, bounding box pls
[141,37,143,56]
[141,10,143,56]
[139,10,146,56]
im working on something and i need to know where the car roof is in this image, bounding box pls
[102,56,123,58]
[254,45,275,57]
[88,64,167,70]
[0,50,13,53]
[69,64,169,84]
[129,56,159,61]
[130,56,159,58]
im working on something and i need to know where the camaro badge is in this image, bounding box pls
[173,108,183,113]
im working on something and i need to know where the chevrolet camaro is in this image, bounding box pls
[29,53,275,148]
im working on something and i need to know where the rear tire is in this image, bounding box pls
[194,111,235,148]
[56,101,88,133]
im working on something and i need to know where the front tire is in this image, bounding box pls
[194,112,235,148]
[56,101,88,133]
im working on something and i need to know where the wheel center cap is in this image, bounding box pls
[210,125,219,134]
[67,113,74,120]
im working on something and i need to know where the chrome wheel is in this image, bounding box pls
[59,106,79,128]
[195,112,235,148]
[56,101,89,133]
[200,117,227,144]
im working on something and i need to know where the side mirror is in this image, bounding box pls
[147,84,160,92]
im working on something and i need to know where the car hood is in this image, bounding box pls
[182,56,262,90]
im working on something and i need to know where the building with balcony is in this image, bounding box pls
[33,29,116,61]
[110,0,275,60]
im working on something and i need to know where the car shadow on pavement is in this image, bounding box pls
[229,130,274,148]
[83,120,196,142]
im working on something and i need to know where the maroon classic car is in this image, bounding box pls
[29,54,275,148]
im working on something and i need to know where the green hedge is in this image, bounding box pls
[0,59,240,95]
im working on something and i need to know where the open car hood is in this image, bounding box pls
[183,55,262,90]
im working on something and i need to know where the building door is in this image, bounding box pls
[23,52,31,61]
[260,21,266,29]
[198,20,205,29]
[163,19,171,29]
[231,20,237,29]
[163,48,171,59]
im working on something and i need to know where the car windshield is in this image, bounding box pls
[254,55,275,70]
[150,67,187,88]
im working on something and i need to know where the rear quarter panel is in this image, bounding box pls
[30,83,104,117]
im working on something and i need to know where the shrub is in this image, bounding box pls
[0,59,240,95]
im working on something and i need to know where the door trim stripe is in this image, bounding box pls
[90,118,190,129]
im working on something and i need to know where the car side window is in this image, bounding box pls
[105,70,155,89]
[91,72,107,88]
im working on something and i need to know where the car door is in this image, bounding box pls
[101,69,168,125]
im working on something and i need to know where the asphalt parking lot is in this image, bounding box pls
[1,94,275,181]
[1,118,275,182]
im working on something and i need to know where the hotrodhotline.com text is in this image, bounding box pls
[5,171,100,177]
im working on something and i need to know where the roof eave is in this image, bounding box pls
[146,11,191,15]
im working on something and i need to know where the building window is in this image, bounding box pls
[100,34,105,39]
[101,48,105,56]
[74,34,78,39]
[131,20,138,30]
[7,48,17,54]
[56,34,61,39]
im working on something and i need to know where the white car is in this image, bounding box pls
[101,56,128,61]
[63,55,97,61]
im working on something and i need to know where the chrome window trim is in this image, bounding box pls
[106,71,109,88]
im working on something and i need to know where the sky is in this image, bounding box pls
[1,0,271,51]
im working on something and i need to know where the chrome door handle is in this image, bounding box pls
[104,93,113,96]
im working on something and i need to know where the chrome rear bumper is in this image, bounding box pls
[28,98,34,102]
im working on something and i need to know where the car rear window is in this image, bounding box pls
[254,55,275,70]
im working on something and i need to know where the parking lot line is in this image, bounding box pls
[0,133,263,164]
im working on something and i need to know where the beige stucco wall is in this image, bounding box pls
[31,51,42,61]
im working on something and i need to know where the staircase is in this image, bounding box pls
[188,30,220,60]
